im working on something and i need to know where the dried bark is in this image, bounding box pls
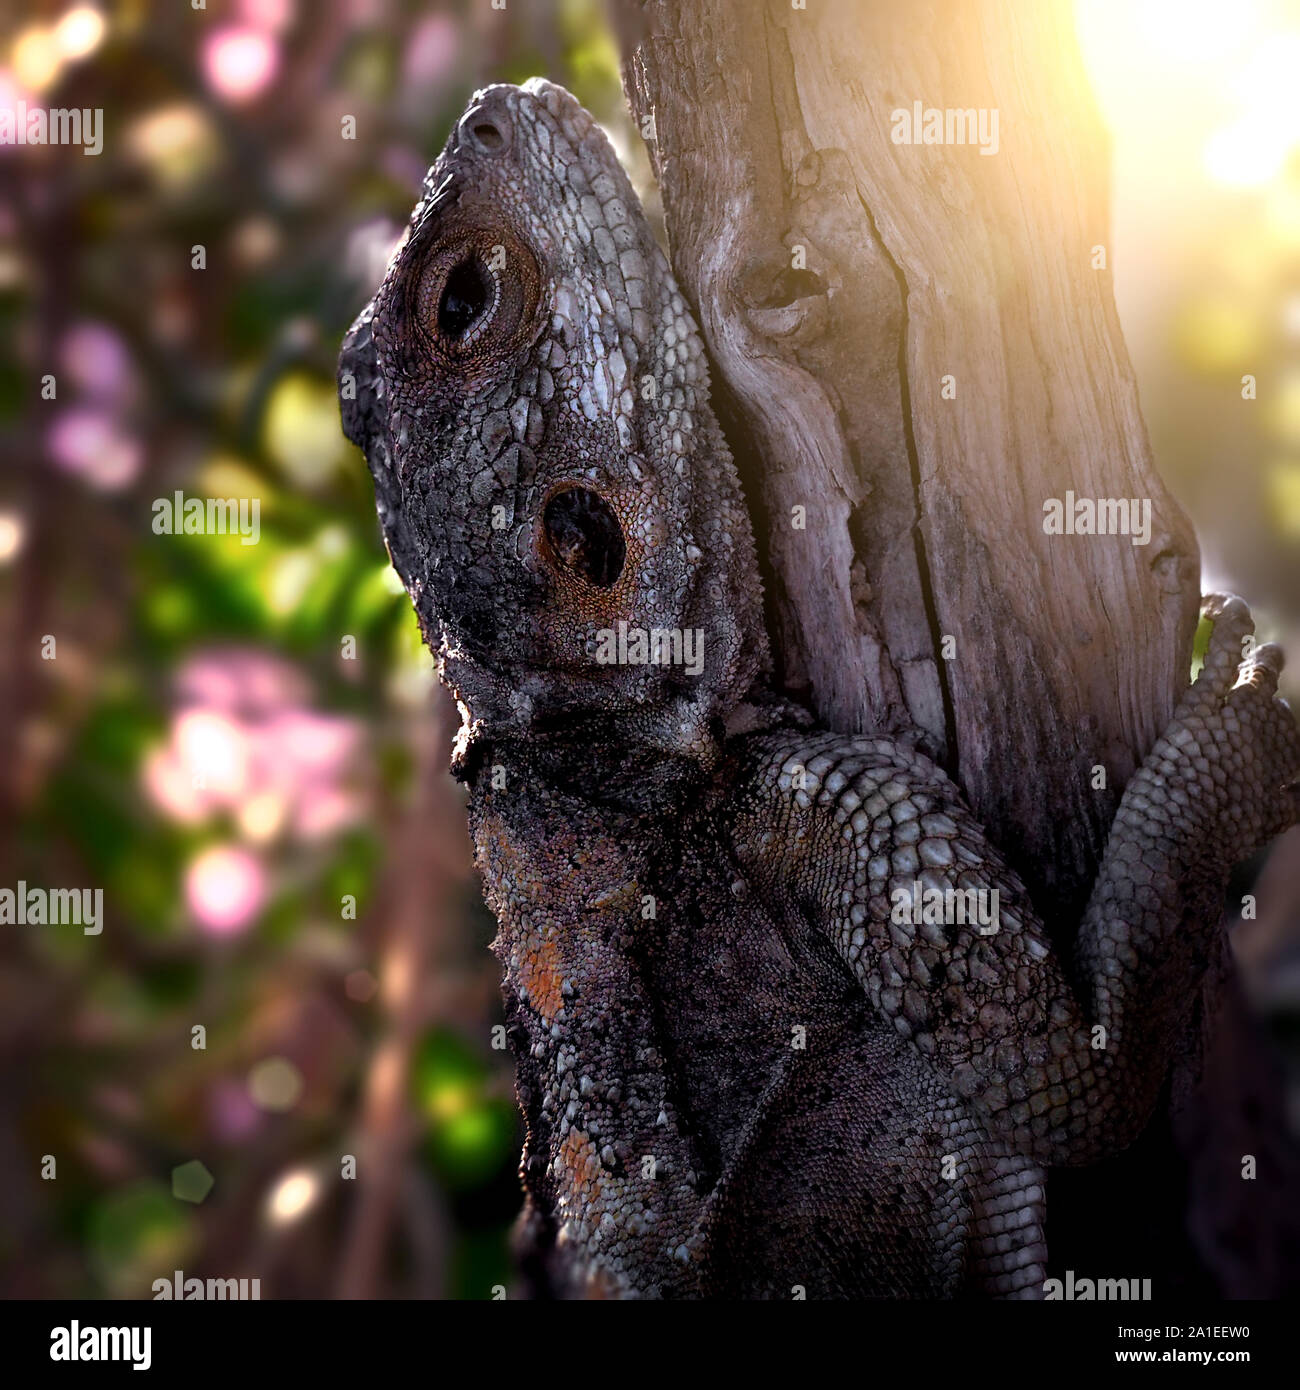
[615,0,1200,922]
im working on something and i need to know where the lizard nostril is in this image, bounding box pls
[460,108,512,154]
[542,487,626,589]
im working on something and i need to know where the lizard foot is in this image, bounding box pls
[1167,594,1300,853]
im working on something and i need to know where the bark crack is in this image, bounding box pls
[852,188,960,778]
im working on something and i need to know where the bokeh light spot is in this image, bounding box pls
[185,845,267,936]
[248,1056,304,1112]
[265,1167,320,1227]
[13,26,62,92]
[172,1160,215,1204]
[55,7,106,62]
[202,26,279,104]
[0,512,26,565]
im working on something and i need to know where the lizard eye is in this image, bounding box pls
[437,257,496,342]
[407,222,541,370]
[543,487,626,588]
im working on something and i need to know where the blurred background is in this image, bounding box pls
[0,0,1295,1299]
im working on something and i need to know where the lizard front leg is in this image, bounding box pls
[731,595,1299,1168]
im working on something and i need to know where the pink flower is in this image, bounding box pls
[403,15,459,89]
[236,0,295,34]
[176,649,309,712]
[59,321,137,406]
[47,407,141,490]
[201,26,278,104]
[145,649,366,843]
[186,845,267,936]
[208,1076,262,1140]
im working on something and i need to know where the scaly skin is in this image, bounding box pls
[339,80,1300,1298]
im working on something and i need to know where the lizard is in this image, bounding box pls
[338,78,1300,1298]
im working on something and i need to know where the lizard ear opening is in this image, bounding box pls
[542,486,626,589]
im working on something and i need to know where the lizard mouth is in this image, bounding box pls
[541,485,627,589]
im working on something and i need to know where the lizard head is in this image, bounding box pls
[339,79,769,770]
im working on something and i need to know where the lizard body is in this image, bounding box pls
[339,79,1300,1298]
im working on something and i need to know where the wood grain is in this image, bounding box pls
[616,0,1200,920]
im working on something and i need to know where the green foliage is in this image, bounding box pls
[415,1030,517,1189]
[88,1183,196,1296]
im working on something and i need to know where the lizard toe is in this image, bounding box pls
[1180,593,1256,717]
[1230,640,1285,699]
[1201,592,1251,626]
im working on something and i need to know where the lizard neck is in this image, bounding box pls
[449,680,808,812]
[465,751,707,1296]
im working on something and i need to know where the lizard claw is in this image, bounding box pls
[1232,640,1285,698]
[1201,592,1248,623]
[1219,638,1300,848]
[1186,593,1255,708]
[1153,594,1300,856]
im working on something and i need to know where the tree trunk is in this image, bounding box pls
[615,0,1199,927]
[610,0,1260,1294]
